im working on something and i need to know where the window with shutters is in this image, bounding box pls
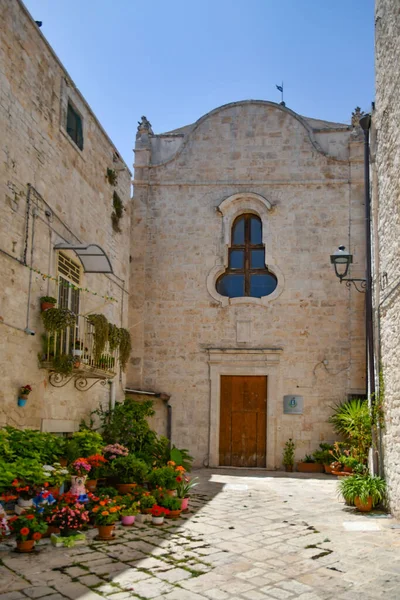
[66,102,83,150]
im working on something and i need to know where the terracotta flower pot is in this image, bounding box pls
[44,525,60,538]
[16,539,35,553]
[166,509,182,519]
[181,497,189,511]
[343,466,353,473]
[121,515,135,526]
[284,465,293,472]
[142,508,152,515]
[166,490,177,497]
[97,525,114,540]
[296,462,324,473]
[86,479,98,492]
[41,301,55,312]
[116,483,136,495]
[59,458,68,467]
[355,496,373,512]
[324,464,333,474]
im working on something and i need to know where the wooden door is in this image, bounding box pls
[219,375,267,467]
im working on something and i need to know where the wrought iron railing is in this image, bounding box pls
[42,314,118,376]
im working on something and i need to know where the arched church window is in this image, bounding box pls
[216,214,277,298]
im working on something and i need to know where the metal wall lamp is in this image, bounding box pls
[330,246,367,293]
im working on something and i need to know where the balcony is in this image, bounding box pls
[40,314,119,390]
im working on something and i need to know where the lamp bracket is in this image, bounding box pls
[340,278,367,293]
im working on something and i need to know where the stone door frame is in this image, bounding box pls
[207,348,282,469]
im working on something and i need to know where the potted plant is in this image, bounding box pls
[151,505,169,526]
[338,473,386,512]
[102,443,129,460]
[176,476,199,511]
[91,498,121,540]
[139,493,156,514]
[40,296,57,312]
[8,510,47,552]
[283,439,295,472]
[48,502,89,547]
[159,494,182,519]
[120,501,139,526]
[41,307,76,332]
[111,455,149,494]
[313,444,335,474]
[66,431,104,462]
[296,454,324,473]
[42,462,70,497]
[69,458,91,501]
[12,458,48,512]
[85,454,107,492]
[72,340,87,357]
[18,384,32,407]
[147,466,179,492]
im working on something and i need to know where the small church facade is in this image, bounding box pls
[129,101,367,468]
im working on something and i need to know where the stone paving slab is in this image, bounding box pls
[1,469,400,599]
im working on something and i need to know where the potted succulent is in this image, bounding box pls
[8,510,47,552]
[176,476,199,511]
[120,501,139,526]
[338,473,386,512]
[283,439,295,472]
[18,384,32,407]
[48,502,89,547]
[40,296,57,312]
[151,505,169,526]
[111,455,149,494]
[91,498,121,540]
[160,495,182,519]
[296,454,324,473]
[85,454,107,492]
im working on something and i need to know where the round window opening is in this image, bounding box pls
[216,214,278,299]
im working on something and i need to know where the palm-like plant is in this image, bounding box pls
[338,473,386,507]
[329,398,372,462]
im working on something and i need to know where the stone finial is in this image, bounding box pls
[351,107,365,128]
[136,116,153,139]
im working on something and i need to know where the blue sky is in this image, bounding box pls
[23,0,374,167]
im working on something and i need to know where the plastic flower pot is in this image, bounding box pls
[16,539,35,553]
[121,515,135,526]
[181,497,189,511]
[97,525,115,540]
[152,515,164,526]
[17,398,28,407]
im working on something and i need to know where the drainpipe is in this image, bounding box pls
[109,379,116,412]
[359,113,379,475]
[124,388,172,445]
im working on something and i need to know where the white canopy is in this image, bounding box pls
[54,243,113,274]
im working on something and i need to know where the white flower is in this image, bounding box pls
[42,465,55,471]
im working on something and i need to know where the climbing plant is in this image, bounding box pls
[111,191,124,233]
[87,314,109,361]
[119,328,132,371]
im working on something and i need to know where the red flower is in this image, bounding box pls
[25,515,34,520]
[32,532,42,541]
[176,476,182,482]
[20,527,30,536]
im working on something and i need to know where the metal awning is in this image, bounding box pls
[54,243,113,274]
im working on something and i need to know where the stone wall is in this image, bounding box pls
[373,0,400,515]
[129,101,366,467]
[0,0,131,431]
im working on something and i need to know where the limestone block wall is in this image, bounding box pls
[129,101,366,467]
[0,0,131,431]
[374,0,400,516]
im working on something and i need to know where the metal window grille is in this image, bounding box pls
[57,252,81,285]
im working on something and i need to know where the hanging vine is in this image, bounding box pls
[87,314,109,361]
[108,323,122,352]
[119,328,132,371]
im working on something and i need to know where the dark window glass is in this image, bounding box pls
[251,249,265,268]
[250,274,277,298]
[250,216,262,244]
[67,103,83,150]
[217,213,277,299]
[229,250,244,269]
[232,217,245,244]
[217,274,244,298]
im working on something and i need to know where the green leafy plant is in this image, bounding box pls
[96,486,119,499]
[106,168,118,186]
[176,476,199,499]
[87,314,109,361]
[111,455,149,485]
[283,439,295,466]
[119,328,132,371]
[52,354,74,375]
[329,398,372,463]
[9,510,47,541]
[93,398,157,456]
[41,308,76,332]
[40,296,57,304]
[338,473,386,507]
[159,495,182,511]
[108,323,122,352]
[151,437,194,471]
[120,501,139,517]
[42,463,70,488]
[139,493,156,510]
[4,428,66,463]
[111,191,124,233]
[313,443,334,465]
[0,459,17,494]
[148,466,179,490]
[66,431,104,462]
[301,454,315,464]
[0,430,12,460]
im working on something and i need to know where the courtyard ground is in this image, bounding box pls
[1,469,400,600]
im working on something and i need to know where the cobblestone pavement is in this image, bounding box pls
[1,469,400,600]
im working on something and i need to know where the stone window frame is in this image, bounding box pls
[206,192,284,306]
[59,78,86,158]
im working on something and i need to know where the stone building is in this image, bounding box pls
[0,0,131,434]
[372,0,400,515]
[129,101,367,468]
